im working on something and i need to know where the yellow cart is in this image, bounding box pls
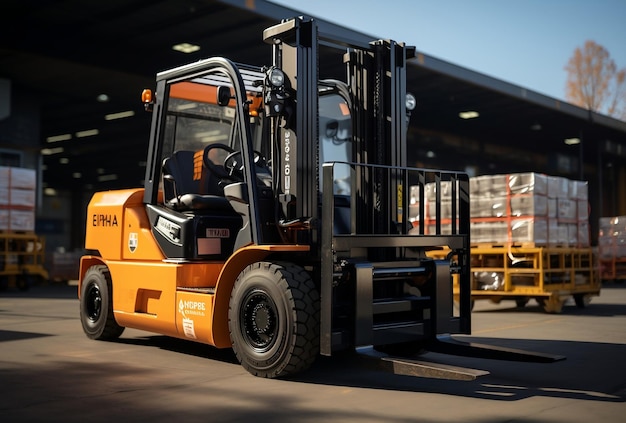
[0,232,49,290]
[430,244,600,313]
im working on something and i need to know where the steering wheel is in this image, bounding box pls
[223,150,268,180]
[202,143,235,180]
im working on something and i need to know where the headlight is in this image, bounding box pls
[268,68,285,88]
[405,93,416,111]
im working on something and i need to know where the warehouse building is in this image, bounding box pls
[0,0,625,253]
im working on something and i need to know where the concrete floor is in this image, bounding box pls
[1,282,625,422]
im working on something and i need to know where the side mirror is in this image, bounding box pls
[217,86,232,107]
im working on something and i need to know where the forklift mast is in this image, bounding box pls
[263,18,473,355]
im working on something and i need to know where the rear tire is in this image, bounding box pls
[515,297,529,308]
[80,265,124,340]
[574,294,591,308]
[228,261,320,378]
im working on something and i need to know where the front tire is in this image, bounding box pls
[80,265,124,340]
[228,261,320,378]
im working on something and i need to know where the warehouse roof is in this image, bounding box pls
[1,0,624,190]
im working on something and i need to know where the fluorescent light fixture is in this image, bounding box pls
[176,103,197,111]
[44,188,58,196]
[72,172,82,178]
[97,94,110,102]
[459,111,479,119]
[172,42,200,53]
[200,134,229,143]
[564,137,581,145]
[41,147,64,155]
[46,133,72,143]
[98,174,118,182]
[76,129,99,138]
[105,110,135,120]
[59,157,70,164]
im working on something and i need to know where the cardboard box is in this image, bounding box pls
[569,180,588,200]
[470,196,506,217]
[547,175,569,199]
[9,188,36,208]
[510,194,548,217]
[9,209,35,231]
[557,198,577,221]
[511,218,548,245]
[508,172,548,195]
[9,167,37,189]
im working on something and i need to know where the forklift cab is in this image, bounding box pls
[141,57,356,260]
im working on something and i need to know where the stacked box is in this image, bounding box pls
[510,195,548,216]
[468,172,590,247]
[470,221,508,243]
[510,218,548,245]
[598,216,626,259]
[0,166,37,231]
[415,173,590,247]
[508,172,548,195]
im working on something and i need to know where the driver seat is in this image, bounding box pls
[162,150,232,212]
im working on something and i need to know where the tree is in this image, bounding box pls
[565,40,626,121]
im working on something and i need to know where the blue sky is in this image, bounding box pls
[269,0,626,103]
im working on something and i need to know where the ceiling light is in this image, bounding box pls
[98,174,118,182]
[176,103,197,111]
[44,188,58,196]
[72,172,82,178]
[530,123,542,131]
[564,137,581,145]
[459,111,479,119]
[41,147,64,155]
[97,94,110,102]
[46,133,72,143]
[76,129,99,138]
[105,110,135,120]
[59,157,70,164]
[172,42,200,53]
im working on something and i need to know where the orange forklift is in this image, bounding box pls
[79,17,562,379]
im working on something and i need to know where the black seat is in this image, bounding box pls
[162,150,232,212]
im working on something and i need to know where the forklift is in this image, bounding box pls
[79,17,562,379]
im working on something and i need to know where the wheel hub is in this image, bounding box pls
[251,302,272,333]
[86,285,102,321]
[242,291,277,349]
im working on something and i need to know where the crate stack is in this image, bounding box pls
[418,173,599,313]
[410,172,590,247]
[598,216,626,280]
[0,166,37,232]
[468,172,590,247]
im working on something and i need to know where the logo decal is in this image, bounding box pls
[128,232,138,253]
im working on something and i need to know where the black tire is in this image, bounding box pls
[574,294,591,308]
[16,275,30,291]
[228,261,320,378]
[80,265,124,340]
[515,297,529,308]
